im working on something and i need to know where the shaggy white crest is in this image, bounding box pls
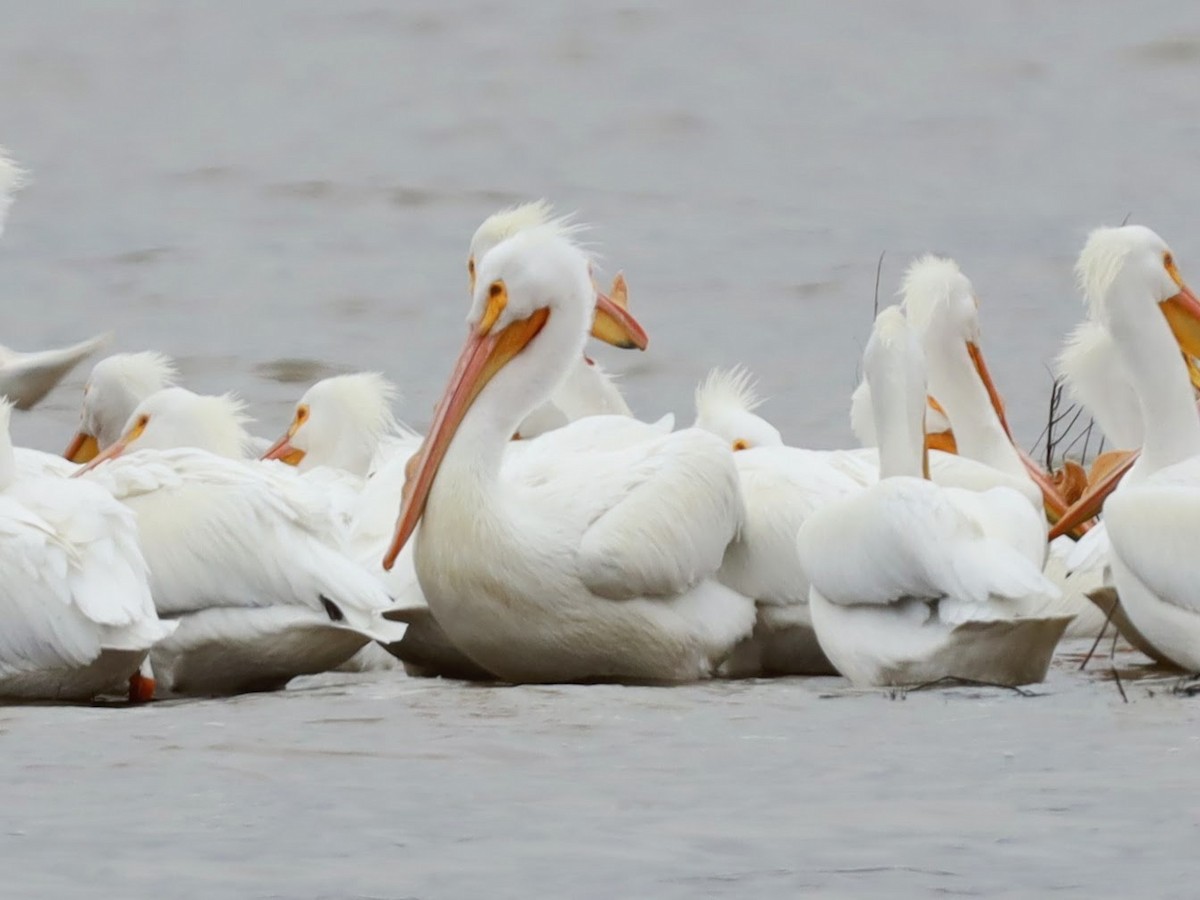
[124,387,254,459]
[1055,319,1143,448]
[0,147,26,238]
[695,365,763,418]
[693,366,782,450]
[81,352,181,449]
[900,254,977,336]
[469,200,589,268]
[288,372,401,476]
[89,351,179,399]
[1075,225,1172,313]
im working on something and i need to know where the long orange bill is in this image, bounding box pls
[1047,449,1141,539]
[70,437,132,477]
[966,341,1012,438]
[967,339,1070,519]
[591,277,648,351]
[1160,280,1200,359]
[260,433,305,465]
[383,309,551,570]
[63,431,99,463]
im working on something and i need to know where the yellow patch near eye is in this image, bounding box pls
[125,414,149,444]
[1165,252,1184,289]
[288,404,310,437]
[478,280,507,335]
[732,439,749,451]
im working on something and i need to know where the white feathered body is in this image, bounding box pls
[81,448,405,694]
[798,478,1068,687]
[417,427,756,683]
[0,476,172,700]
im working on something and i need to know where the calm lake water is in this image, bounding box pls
[2,1,1200,896]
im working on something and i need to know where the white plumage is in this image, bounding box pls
[77,388,405,694]
[385,226,754,683]
[797,306,1067,687]
[1061,225,1200,670]
[0,400,171,700]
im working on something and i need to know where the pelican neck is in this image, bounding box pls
[1102,279,1200,477]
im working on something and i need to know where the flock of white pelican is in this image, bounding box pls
[3,145,1200,703]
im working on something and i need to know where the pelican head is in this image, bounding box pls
[1077,225,1200,357]
[386,226,641,568]
[693,365,782,451]
[1055,319,1143,450]
[469,201,647,352]
[901,254,1012,436]
[1049,226,1200,538]
[261,372,399,476]
[64,351,180,462]
[75,387,252,473]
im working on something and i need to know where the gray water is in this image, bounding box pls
[2,2,1200,896]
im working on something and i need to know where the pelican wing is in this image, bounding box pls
[797,479,1055,612]
[0,332,111,410]
[546,429,743,600]
[0,498,102,677]
[1106,485,1200,616]
[6,474,158,633]
[718,446,865,604]
[82,449,395,623]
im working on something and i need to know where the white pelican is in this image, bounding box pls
[468,200,644,438]
[0,150,111,410]
[0,399,172,700]
[64,351,180,462]
[693,267,1065,677]
[1049,226,1200,671]
[384,225,755,683]
[796,307,1068,687]
[75,387,406,694]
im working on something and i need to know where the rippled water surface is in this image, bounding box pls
[3,2,1200,896]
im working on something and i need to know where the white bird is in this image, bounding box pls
[0,150,111,411]
[1052,225,1200,671]
[796,306,1068,688]
[75,387,406,694]
[383,225,755,683]
[0,399,173,700]
[694,333,1059,677]
[64,351,180,462]
[260,372,415,477]
[468,200,645,438]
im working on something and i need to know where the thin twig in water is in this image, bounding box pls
[902,676,1040,697]
[1111,665,1129,703]
[873,251,886,320]
[1121,211,1133,226]
[1080,600,1119,670]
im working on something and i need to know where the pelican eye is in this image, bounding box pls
[732,438,749,451]
[1164,251,1187,289]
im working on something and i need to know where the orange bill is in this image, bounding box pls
[1047,449,1140,540]
[63,431,100,463]
[261,405,309,465]
[925,430,957,454]
[591,273,648,350]
[966,341,1011,438]
[383,304,552,570]
[70,416,148,477]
